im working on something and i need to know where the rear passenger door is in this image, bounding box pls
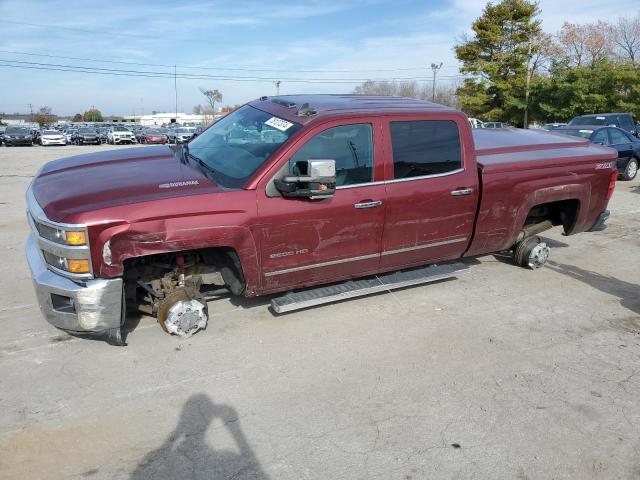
[380,116,479,271]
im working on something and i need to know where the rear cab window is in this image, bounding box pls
[389,120,462,179]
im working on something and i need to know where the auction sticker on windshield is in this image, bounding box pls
[265,116,294,132]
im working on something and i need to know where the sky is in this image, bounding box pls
[0,0,638,116]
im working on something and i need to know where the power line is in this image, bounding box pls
[0,49,460,73]
[0,58,466,83]
[1,19,458,49]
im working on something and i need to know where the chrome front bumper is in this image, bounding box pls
[27,235,123,332]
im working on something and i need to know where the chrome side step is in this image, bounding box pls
[270,262,469,314]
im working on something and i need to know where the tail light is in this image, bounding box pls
[606,170,617,200]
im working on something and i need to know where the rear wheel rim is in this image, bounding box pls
[627,160,638,179]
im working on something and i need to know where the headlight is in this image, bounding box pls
[42,251,91,274]
[35,222,87,246]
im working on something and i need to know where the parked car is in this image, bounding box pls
[468,118,485,129]
[542,123,567,131]
[3,126,34,146]
[569,113,638,138]
[96,127,109,143]
[556,125,639,180]
[39,130,67,146]
[25,95,618,345]
[175,127,196,144]
[75,127,101,145]
[139,128,168,144]
[483,122,510,129]
[165,128,178,144]
[107,125,136,145]
[64,129,78,144]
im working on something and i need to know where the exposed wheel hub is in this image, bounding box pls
[528,242,550,269]
[164,298,208,337]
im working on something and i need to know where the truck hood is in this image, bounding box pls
[32,145,221,223]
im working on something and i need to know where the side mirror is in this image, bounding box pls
[274,159,336,199]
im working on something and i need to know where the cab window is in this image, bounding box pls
[289,124,373,187]
[390,120,461,179]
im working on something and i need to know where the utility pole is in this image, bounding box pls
[28,103,33,122]
[524,39,533,129]
[274,80,281,96]
[430,63,443,102]
[174,65,178,119]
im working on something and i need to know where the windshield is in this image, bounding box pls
[79,128,96,134]
[569,116,608,126]
[177,128,194,133]
[113,126,130,132]
[188,105,302,189]
[6,127,29,134]
[558,128,594,139]
[43,130,59,135]
[146,129,163,135]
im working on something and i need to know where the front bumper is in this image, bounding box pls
[27,235,123,332]
[6,138,32,145]
[113,137,134,144]
[42,139,66,145]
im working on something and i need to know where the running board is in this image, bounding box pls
[270,262,469,314]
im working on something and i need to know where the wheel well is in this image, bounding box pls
[122,247,245,316]
[524,199,580,234]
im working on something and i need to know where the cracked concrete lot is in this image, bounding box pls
[0,144,639,479]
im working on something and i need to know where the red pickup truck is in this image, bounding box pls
[26,95,618,345]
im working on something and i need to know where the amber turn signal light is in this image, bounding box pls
[65,231,86,245]
[67,259,90,273]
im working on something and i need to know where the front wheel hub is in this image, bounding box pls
[158,289,208,338]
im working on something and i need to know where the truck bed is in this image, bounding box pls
[473,128,613,172]
[466,128,618,258]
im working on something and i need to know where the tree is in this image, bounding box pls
[352,80,460,108]
[555,21,612,67]
[610,15,640,63]
[83,108,103,122]
[33,106,57,127]
[72,113,83,122]
[454,0,542,126]
[200,88,223,114]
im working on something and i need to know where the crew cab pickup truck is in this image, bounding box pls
[26,95,618,345]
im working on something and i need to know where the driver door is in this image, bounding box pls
[256,119,386,294]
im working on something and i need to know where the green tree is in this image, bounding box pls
[200,88,223,114]
[72,113,83,122]
[533,60,640,121]
[83,108,103,122]
[455,0,541,126]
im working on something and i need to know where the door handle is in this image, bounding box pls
[354,200,383,209]
[450,188,474,196]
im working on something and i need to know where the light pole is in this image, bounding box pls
[430,63,443,102]
[274,80,281,96]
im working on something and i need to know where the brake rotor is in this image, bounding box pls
[157,288,208,337]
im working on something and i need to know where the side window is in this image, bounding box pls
[390,120,461,179]
[609,129,630,145]
[592,129,609,145]
[290,124,373,186]
[618,115,634,132]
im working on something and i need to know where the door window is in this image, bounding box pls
[389,121,461,179]
[592,129,609,145]
[618,115,634,132]
[289,124,373,186]
[609,128,630,145]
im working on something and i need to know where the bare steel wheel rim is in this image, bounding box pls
[528,242,550,269]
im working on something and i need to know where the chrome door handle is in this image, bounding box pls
[354,200,383,209]
[450,188,474,196]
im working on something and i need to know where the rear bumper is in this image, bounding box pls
[26,235,123,332]
[588,210,610,232]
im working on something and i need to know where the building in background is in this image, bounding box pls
[122,112,224,126]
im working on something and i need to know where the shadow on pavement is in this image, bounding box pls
[130,394,269,480]
[546,260,640,315]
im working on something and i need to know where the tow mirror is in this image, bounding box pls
[274,159,336,199]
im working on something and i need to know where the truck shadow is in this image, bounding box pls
[546,260,640,315]
[129,393,269,480]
